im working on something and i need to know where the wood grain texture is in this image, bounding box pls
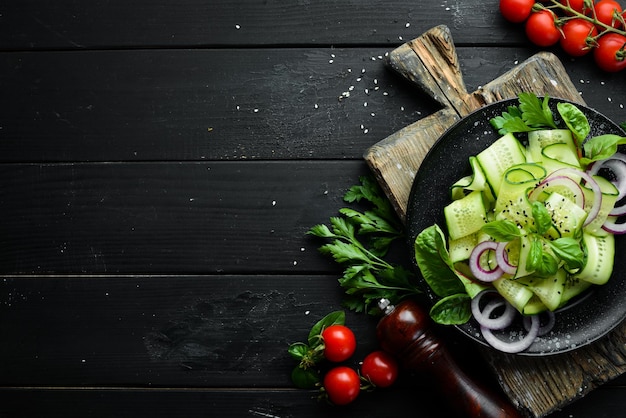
[0,0,523,50]
[0,161,382,274]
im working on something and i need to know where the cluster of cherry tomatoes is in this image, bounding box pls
[500,0,626,72]
[288,314,399,406]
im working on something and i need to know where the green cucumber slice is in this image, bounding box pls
[574,233,615,285]
[444,190,487,241]
[476,133,526,196]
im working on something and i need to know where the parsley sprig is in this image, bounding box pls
[308,176,420,314]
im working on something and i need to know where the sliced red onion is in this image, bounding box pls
[471,291,516,330]
[480,314,540,353]
[528,175,585,208]
[496,241,517,275]
[469,241,504,282]
[588,158,626,215]
[523,310,555,337]
[552,168,602,226]
[602,216,626,234]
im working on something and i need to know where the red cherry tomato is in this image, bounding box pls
[499,0,535,23]
[594,0,624,30]
[525,10,561,47]
[360,350,399,388]
[321,325,356,362]
[560,0,589,14]
[323,366,360,405]
[594,33,626,72]
[560,19,598,56]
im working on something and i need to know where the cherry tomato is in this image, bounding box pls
[560,19,598,56]
[321,325,356,362]
[499,0,535,23]
[360,350,399,388]
[525,10,561,47]
[594,0,624,30]
[323,366,360,405]
[560,0,589,14]
[594,33,626,72]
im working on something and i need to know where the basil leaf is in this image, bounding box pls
[526,237,543,272]
[482,219,522,241]
[288,342,309,361]
[581,134,626,166]
[291,366,320,389]
[557,102,590,146]
[414,225,465,297]
[429,293,472,325]
[308,311,345,346]
[532,201,552,235]
[536,252,559,277]
[549,237,584,270]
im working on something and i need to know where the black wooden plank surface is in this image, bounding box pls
[1,47,624,163]
[0,161,389,274]
[0,0,525,50]
[1,0,626,416]
[0,385,624,418]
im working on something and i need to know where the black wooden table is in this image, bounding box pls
[1,1,625,417]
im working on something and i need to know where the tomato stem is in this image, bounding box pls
[541,0,626,38]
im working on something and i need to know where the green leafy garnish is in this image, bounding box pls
[308,176,420,314]
[490,93,557,134]
[481,219,522,242]
[429,293,472,325]
[581,134,626,166]
[557,102,590,147]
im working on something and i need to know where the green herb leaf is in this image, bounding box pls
[549,237,584,270]
[490,106,531,135]
[429,293,472,325]
[531,201,552,235]
[482,219,522,241]
[288,342,310,361]
[291,366,320,389]
[308,311,345,346]
[581,134,626,166]
[414,225,465,297]
[557,102,590,147]
[526,237,543,272]
[518,93,557,129]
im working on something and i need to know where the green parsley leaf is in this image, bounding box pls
[518,93,557,129]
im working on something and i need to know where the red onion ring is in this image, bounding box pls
[480,315,540,353]
[602,216,626,234]
[588,156,626,216]
[523,310,555,337]
[528,175,585,208]
[471,290,516,330]
[469,241,504,282]
[496,241,517,275]
[551,168,602,226]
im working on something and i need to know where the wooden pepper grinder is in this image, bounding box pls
[376,298,521,418]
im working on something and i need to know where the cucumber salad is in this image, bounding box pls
[414,93,626,353]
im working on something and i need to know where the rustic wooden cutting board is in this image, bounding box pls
[364,25,626,418]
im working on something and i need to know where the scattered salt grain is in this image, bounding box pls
[235,24,241,29]
[314,104,318,109]
[363,102,368,107]
[405,22,410,28]
[253,108,259,113]
[329,59,334,64]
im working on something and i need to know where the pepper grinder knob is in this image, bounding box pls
[376,299,521,418]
